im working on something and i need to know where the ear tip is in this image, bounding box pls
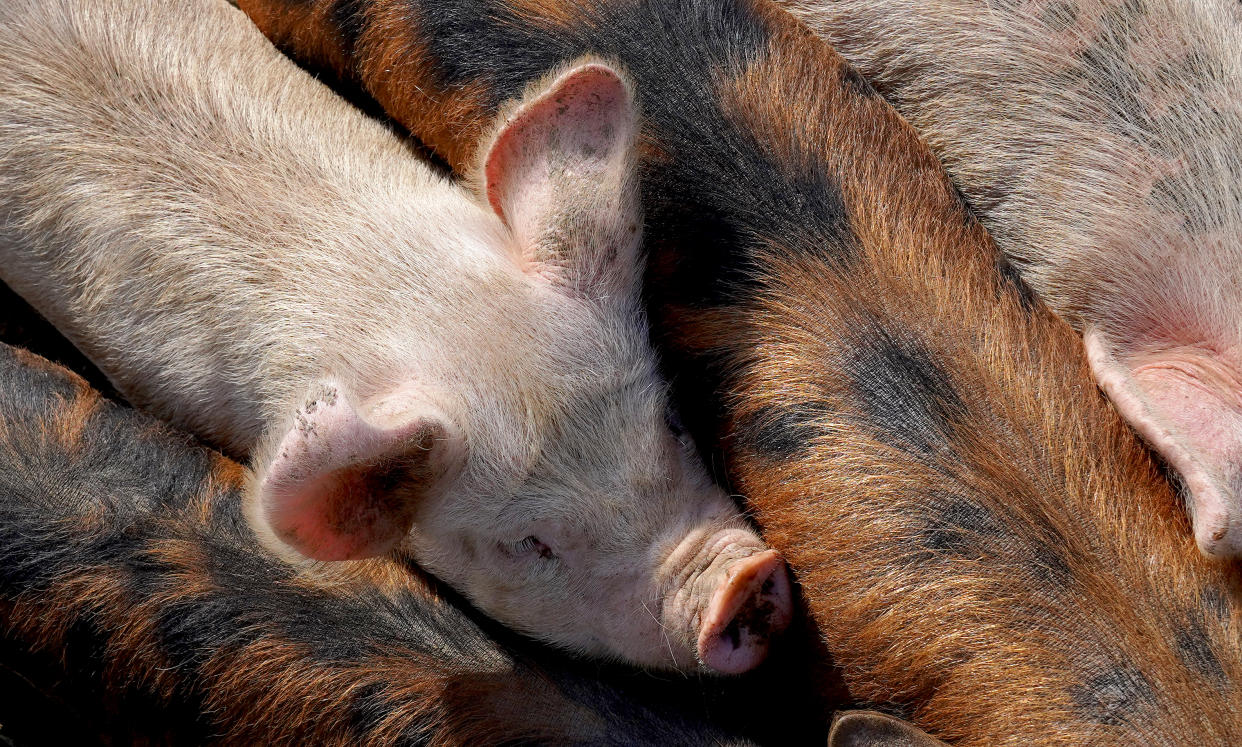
[572,60,624,81]
[562,57,634,100]
[1189,479,1240,558]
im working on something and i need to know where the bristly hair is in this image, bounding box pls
[0,341,766,745]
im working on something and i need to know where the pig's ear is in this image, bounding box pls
[1085,327,1242,557]
[479,58,641,294]
[828,711,949,746]
[249,380,464,562]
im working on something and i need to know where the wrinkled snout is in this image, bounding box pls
[662,528,793,674]
[697,548,793,674]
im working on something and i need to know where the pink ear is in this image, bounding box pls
[1085,328,1242,557]
[254,381,461,561]
[481,60,638,276]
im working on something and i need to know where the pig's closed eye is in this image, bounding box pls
[514,535,556,560]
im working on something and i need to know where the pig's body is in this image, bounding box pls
[236,0,1242,742]
[777,0,1242,557]
[0,0,791,673]
[0,341,764,746]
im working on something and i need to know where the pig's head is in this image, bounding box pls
[246,59,792,674]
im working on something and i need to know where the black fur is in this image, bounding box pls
[329,0,368,57]
[915,491,1075,589]
[345,682,394,741]
[844,329,966,457]
[1174,619,1227,683]
[1069,666,1156,727]
[996,255,1039,315]
[739,402,830,461]
[920,493,1005,555]
[1022,521,1076,588]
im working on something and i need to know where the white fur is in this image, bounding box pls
[0,0,779,670]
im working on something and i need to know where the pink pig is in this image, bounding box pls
[0,0,791,673]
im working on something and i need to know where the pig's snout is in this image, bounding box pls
[697,549,792,674]
[657,525,792,674]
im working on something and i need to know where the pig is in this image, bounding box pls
[0,0,793,674]
[774,0,1242,558]
[0,340,771,746]
[235,0,1242,742]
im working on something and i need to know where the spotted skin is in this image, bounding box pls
[781,0,1242,558]
[236,0,1242,742]
[0,342,774,746]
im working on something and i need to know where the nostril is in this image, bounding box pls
[722,618,742,651]
[696,549,793,674]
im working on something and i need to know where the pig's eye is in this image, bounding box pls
[513,535,556,560]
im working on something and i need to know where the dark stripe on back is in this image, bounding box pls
[737,402,830,461]
[1069,666,1156,727]
[844,328,966,457]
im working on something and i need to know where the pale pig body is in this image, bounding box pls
[0,0,790,673]
[778,0,1242,556]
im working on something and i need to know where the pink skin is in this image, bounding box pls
[1086,328,1242,556]
[654,526,794,672]
[246,63,794,672]
[697,549,793,674]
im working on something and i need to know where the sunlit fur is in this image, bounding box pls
[0,0,771,671]
[235,0,1242,741]
[779,0,1242,555]
[0,342,756,746]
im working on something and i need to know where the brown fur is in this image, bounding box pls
[778,0,1242,557]
[236,0,1242,741]
[238,0,354,76]
[361,2,494,168]
[0,341,763,745]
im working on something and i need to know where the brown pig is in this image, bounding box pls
[777,0,1242,557]
[236,0,1242,742]
[0,0,793,673]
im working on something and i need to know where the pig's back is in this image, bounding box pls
[778,0,1242,557]
[780,0,1242,347]
[0,0,507,456]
